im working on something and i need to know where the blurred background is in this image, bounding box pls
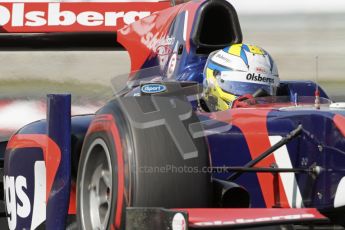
[0,0,345,101]
[230,0,345,101]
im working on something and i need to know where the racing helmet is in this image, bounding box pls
[203,44,279,111]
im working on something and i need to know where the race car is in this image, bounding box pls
[2,0,345,229]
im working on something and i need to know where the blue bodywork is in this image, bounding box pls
[209,107,345,209]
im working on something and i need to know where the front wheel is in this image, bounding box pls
[77,96,212,229]
[78,133,117,230]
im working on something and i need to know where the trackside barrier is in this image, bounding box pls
[47,94,71,229]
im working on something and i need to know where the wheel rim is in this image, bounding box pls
[80,138,113,230]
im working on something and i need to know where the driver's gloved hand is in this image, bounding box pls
[232,94,255,108]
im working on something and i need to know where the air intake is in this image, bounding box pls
[192,0,243,54]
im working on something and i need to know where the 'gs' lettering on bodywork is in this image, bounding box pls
[4,161,46,230]
[3,175,31,230]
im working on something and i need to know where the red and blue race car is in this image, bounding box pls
[2,0,345,229]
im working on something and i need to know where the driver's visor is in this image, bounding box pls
[217,71,279,96]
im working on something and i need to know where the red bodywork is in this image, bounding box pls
[117,0,202,72]
[179,208,327,228]
[0,2,170,33]
[6,134,61,203]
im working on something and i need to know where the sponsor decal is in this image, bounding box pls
[155,44,173,71]
[141,33,175,53]
[334,176,345,208]
[211,51,233,68]
[172,213,186,230]
[221,71,279,86]
[4,158,46,230]
[194,214,316,226]
[210,50,250,72]
[0,2,169,32]
[256,67,267,74]
[141,83,167,94]
[3,175,31,230]
[246,73,275,84]
[167,53,177,78]
[215,53,231,64]
[141,32,175,69]
[155,44,173,56]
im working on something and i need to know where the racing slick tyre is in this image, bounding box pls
[77,96,212,230]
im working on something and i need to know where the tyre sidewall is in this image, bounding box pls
[77,130,123,230]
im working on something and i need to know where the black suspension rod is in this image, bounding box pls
[227,124,303,181]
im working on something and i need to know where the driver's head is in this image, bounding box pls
[203,44,279,111]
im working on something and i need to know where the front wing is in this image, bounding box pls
[126,207,328,229]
